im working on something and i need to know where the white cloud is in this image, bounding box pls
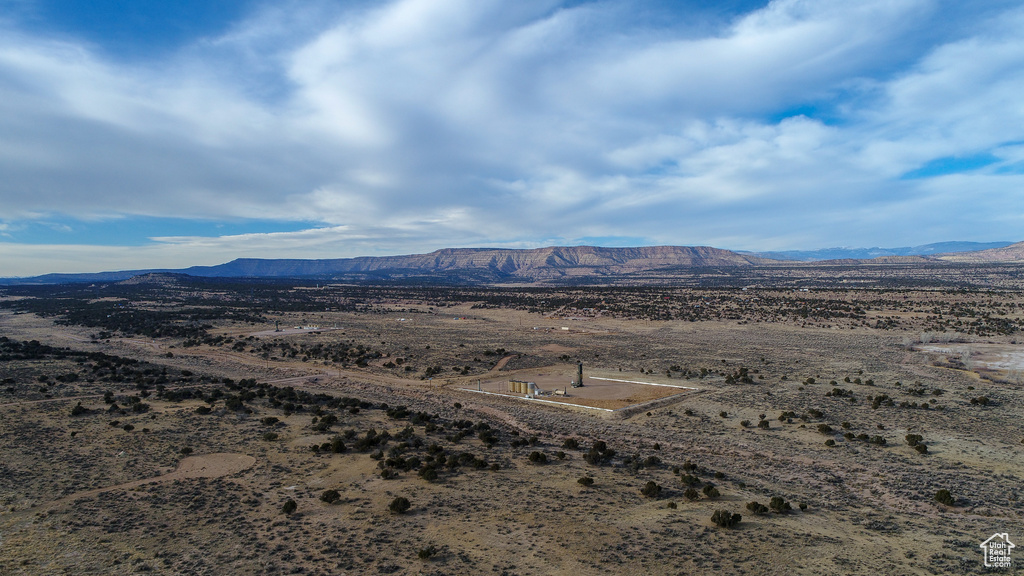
[2,0,1024,275]
[855,7,1024,174]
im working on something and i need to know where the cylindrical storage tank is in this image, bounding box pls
[527,382,537,397]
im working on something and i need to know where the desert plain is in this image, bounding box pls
[1,273,1022,575]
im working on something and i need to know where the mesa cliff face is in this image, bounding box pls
[18,241,1022,286]
[208,245,771,280]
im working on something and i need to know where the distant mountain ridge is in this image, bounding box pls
[747,241,1014,262]
[3,242,1022,285]
[1,245,770,285]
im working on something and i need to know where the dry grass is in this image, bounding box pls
[1,285,1023,575]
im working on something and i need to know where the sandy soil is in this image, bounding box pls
[2,289,1024,575]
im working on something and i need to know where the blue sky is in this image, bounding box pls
[2,0,1024,276]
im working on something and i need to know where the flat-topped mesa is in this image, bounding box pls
[211,245,771,279]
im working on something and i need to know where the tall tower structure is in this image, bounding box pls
[572,362,584,388]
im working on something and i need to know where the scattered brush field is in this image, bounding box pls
[1,276,1023,575]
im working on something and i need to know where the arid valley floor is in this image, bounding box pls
[1,275,1023,575]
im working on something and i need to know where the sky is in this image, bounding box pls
[2,0,1024,276]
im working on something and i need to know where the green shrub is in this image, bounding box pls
[330,436,347,453]
[577,476,594,487]
[320,489,340,504]
[711,510,741,528]
[684,488,699,501]
[282,499,297,515]
[934,489,955,506]
[478,429,498,446]
[746,501,768,515]
[528,451,548,464]
[584,446,615,466]
[769,496,791,513]
[641,481,662,498]
[417,545,438,560]
[389,496,411,514]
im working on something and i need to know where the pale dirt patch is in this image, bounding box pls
[170,453,257,479]
[1,453,257,527]
[536,343,577,354]
[917,343,1024,381]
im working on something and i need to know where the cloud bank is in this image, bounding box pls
[1,0,1023,275]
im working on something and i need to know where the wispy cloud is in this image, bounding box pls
[1,0,1023,275]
